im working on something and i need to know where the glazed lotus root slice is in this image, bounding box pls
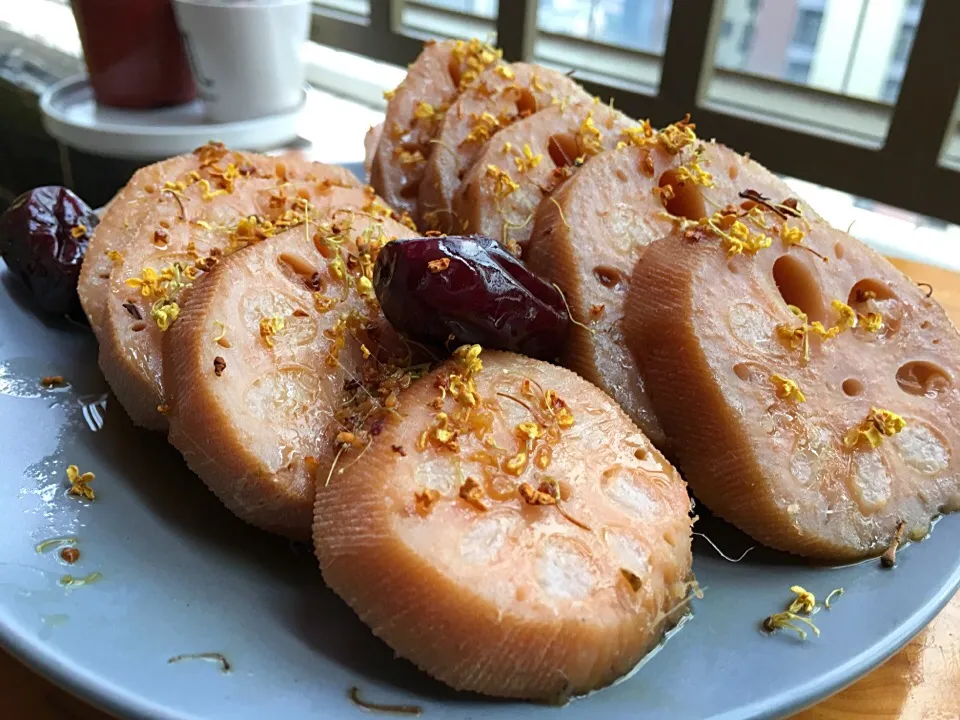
[662,140,826,227]
[164,211,414,539]
[315,349,693,699]
[371,38,502,222]
[525,139,686,447]
[523,136,822,449]
[625,216,960,561]
[363,123,383,178]
[79,154,199,334]
[97,148,372,430]
[418,62,590,232]
[452,102,635,255]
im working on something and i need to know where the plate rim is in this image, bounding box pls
[4,537,958,720]
[726,557,960,719]
[2,619,195,720]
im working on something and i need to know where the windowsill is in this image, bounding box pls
[3,0,959,272]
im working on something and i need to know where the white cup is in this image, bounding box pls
[172,0,310,123]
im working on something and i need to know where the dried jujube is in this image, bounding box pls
[373,235,570,359]
[0,186,98,318]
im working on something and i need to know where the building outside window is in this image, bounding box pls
[714,0,924,104]
[785,60,811,84]
[791,8,822,48]
[536,0,673,54]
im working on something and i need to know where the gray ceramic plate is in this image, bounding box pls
[2,212,960,720]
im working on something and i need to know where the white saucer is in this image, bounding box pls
[40,75,305,160]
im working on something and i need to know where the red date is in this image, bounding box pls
[373,235,570,360]
[0,186,98,319]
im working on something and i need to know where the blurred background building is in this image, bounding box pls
[715,0,921,103]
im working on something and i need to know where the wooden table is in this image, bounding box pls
[4,258,959,719]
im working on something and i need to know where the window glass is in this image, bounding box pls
[314,0,370,17]
[537,0,674,54]
[714,0,924,103]
[412,0,497,19]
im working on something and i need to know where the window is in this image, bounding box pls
[414,0,495,18]
[880,77,900,103]
[314,0,369,17]
[891,24,915,64]
[713,0,927,103]
[738,22,754,55]
[537,0,673,54]
[307,0,960,229]
[785,60,811,84]
[791,9,822,48]
[881,4,923,102]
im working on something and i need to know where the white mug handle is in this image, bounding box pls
[180,32,216,95]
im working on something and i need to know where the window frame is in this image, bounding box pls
[791,8,823,49]
[309,0,960,225]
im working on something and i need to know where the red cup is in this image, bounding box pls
[71,0,197,108]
